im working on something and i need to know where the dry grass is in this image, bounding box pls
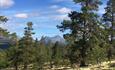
[2,60,115,70]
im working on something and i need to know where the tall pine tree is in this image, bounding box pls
[102,0,115,60]
[57,0,104,66]
[19,22,35,70]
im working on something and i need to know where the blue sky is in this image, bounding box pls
[0,0,107,39]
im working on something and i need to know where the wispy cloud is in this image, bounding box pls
[14,13,29,19]
[49,14,70,21]
[0,0,14,9]
[14,11,40,19]
[56,7,72,14]
[50,5,59,9]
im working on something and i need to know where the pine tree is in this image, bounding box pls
[57,0,103,66]
[19,22,35,70]
[34,41,47,70]
[0,16,8,24]
[0,50,8,69]
[7,45,22,70]
[34,38,39,47]
[6,32,21,70]
[102,0,115,60]
[51,41,63,67]
[87,43,107,65]
[0,16,9,36]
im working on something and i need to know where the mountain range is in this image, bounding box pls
[40,35,66,46]
[0,35,66,49]
[0,36,12,49]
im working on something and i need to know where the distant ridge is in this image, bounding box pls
[40,35,66,46]
[0,36,13,49]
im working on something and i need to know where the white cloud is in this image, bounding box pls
[14,13,28,18]
[0,0,14,8]
[57,7,72,14]
[50,5,59,9]
[52,14,70,20]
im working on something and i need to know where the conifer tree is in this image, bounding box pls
[51,41,63,67]
[19,22,35,70]
[0,16,8,24]
[57,0,104,66]
[6,33,21,70]
[34,41,47,70]
[102,0,115,60]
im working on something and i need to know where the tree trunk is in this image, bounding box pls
[80,60,86,67]
[23,63,27,70]
[14,63,18,70]
[50,61,53,68]
[80,46,87,67]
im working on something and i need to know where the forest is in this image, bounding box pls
[0,0,115,70]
